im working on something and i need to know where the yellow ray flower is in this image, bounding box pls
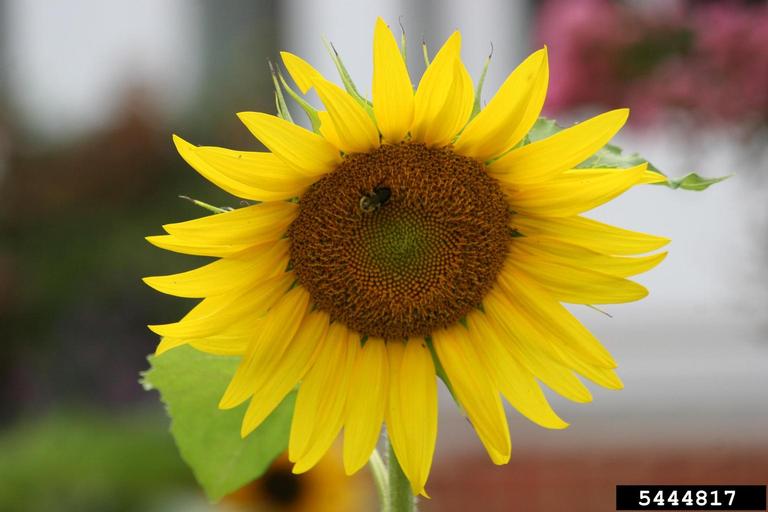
[146,18,668,496]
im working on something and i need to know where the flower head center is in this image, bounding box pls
[288,143,511,339]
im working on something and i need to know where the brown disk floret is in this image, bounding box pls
[288,142,511,339]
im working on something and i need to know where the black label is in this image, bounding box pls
[616,485,766,510]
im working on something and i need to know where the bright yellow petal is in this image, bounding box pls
[464,311,568,429]
[372,17,414,142]
[433,325,511,464]
[173,135,313,201]
[241,311,329,435]
[513,214,669,256]
[217,285,311,409]
[343,337,388,475]
[484,288,593,403]
[160,324,253,356]
[148,272,294,339]
[411,31,461,138]
[640,169,667,184]
[496,269,625,389]
[193,145,316,190]
[237,112,341,174]
[510,254,648,305]
[281,51,325,94]
[386,339,437,496]
[161,311,265,357]
[161,201,297,246]
[421,58,474,146]
[313,78,380,153]
[188,335,251,356]
[512,237,667,279]
[143,240,288,298]
[506,163,648,217]
[497,263,616,367]
[287,322,350,461]
[154,293,254,355]
[291,325,360,474]
[488,109,629,184]
[145,234,249,258]
[453,48,548,161]
[318,111,344,150]
[411,32,465,145]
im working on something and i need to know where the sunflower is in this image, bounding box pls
[222,451,370,512]
[145,18,668,495]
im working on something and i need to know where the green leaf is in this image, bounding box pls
[660,172,732,191]
[525,116,729,191]
[142,345,295,502]
[527,116,563,143]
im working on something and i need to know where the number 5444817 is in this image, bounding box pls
[638,489,736,507]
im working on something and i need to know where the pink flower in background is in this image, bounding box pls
[537,0,768,127]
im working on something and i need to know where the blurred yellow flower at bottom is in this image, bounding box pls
[221,448,372,512]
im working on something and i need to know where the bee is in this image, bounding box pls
[359,186,391,213]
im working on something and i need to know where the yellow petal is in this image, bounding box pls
[313,78,380,153]
[219,285,311,410]
[237,112,341,174]
[453,48,548,161]
[386,339,437,495]
[498,263,617,368]
[187,312,278,356]
[157,297,274,357]
[343,337,388,475]
[143,240,289,298]
[148,272,294,339]
[317,111,344,150]
[484,288,593,403]
[433,325,511,464]
[281,51,325,94]
[495,270,625,389]
[160,316,256,356]
[160,329,252,357]
[173,135,314,201]
[189,335,251,356]
[162,201,297,246]
[465,311,568,429]
[510,254,649,305]
[287,323,351,460]
[513,236,667,279]
[290,325,359,474]
[513,214,669,256]
[421,58,474,147]
[566,167,666,184]
[372,17,414,142]
[193,145,316,190]
[489,109,629,184]
[410,32,474,146]
[145,234,249,258]
[154,294,251,355]
[241,311,330,436]
[506,163,648,217]
[640,169,667,184]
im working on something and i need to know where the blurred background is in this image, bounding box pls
[0,0,766,510]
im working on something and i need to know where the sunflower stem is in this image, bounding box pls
[386,435,416,512]
[369,447,389,511]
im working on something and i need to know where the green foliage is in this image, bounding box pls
[527,117,729,191]
[0,410,191,512]
[142,345,295,502]
[662,173,732,191]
